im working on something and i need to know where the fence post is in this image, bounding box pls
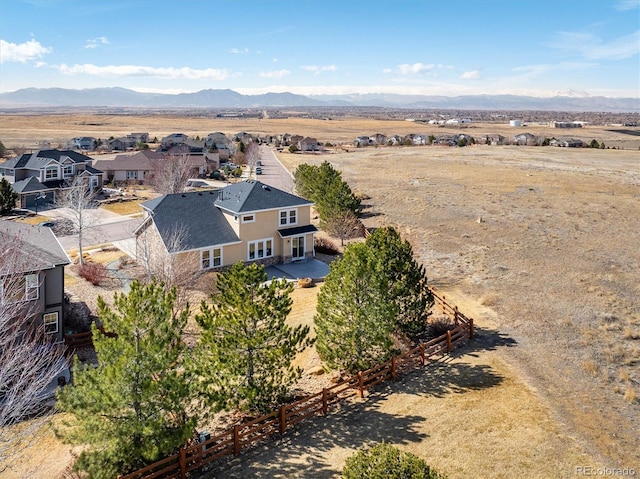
[391,356,397,380]
[420,343,426,365]
[233,424,241,455]
[179,447,187,479]
[454,306,459,325]
[358,371,364,398]
[322,388,329,415]
[279,405,287,434]
[441,295,446,314]
[469,317,474,339]
[446,330,452,353]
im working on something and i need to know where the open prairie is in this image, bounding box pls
[1,114,639,477]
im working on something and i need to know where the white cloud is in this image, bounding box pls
[55,63,230,80]
[84,36,109,49]
[615,0,639,10]
[229,48,249,54]
[387,63,453,76]
[549,30,640,60]
[0,38,51,63]
[460,70,480,80]
[301,65,337,74]
[259,69,291,79]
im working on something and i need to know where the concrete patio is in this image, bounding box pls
[264,258,330,281]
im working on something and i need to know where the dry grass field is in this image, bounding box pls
[1,114,639,477]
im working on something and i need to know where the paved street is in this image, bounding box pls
[256,146,297,193]
[56,216,143,250]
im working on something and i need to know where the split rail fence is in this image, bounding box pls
[118,287,474,479]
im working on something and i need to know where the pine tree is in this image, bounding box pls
[195,262,312,414]
[56,281,195,479]
[0,177,18,215]
[315,227,433,373]
[365,227,433,341]
[315,242,397,373]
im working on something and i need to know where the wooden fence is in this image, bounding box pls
[119,287,473,479]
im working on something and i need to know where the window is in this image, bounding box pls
[242,214,255,223]
[91,176,99,188]
[44,312,59,334]
[25,274,39,300]
[247,238,273,260]
[279,209,297,226]
[45,166,58,180]
[1,273,39,303]
[63,165,74,178]
[126,171,138,180]
[201,248,222,269]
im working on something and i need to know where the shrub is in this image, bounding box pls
[427,316,455,339]
[342,442,446,479]
[314,236,339,255]
[79,262,108,286]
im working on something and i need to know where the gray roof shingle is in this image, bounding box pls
[0,221,70,272]
[214,180,312,214]
[141,191,240,252]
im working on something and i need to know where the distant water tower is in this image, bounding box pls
[509,120,522,127]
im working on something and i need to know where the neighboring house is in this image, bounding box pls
[108,136,137,151]
[549,138,584,148]
[298,137,318,152]
[0,221,70,344]
[354,136,371,147]
[93,150,164,185]
[69,137,96,151]
[135,180,317,273]
[0,149,103,208]
[513,133,539,146]
[161,133,188,148]
[371,133,387,146]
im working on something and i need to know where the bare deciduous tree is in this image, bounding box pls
[324,209,365,246]
[245,141,260,174]
[150,153,194,195]
[135,222,195,310]
[56,176,99,265]
[0,229,66,474]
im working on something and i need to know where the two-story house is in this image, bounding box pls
[135,180,317,273]
[0,149,103,209]
[1,221,70,344]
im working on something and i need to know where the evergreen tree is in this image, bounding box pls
[196,262,312,414]
[315,242,397,373]
[0,140,6,157]
[56,281,195,479]
[366,227,433,341]
[293,161,360,223]
[315,227,433,373]
[0,178,18,215]
[342,442,447,479]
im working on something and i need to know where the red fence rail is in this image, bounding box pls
[119,286,473,479]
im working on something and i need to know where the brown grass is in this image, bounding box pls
[3,114,639,477]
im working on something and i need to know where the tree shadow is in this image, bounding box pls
[200,401,428,479]
[198,337,512,479]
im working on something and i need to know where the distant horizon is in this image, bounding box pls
[2,85,639,100]
[1,1,638,99]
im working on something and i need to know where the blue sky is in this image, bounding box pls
[1,0,639,98]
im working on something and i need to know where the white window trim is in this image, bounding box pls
[279,208,298,226]
[242,214,255,223]
[126,171,138,179]
[63,165,74,178]
[200,247,222,270]
[44,165,59,181]
[247,238,273,261]
[44,312,59,334]
[1,273,39,304]
[25,273,39,300]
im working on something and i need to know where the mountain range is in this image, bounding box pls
[0,87,638,112]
